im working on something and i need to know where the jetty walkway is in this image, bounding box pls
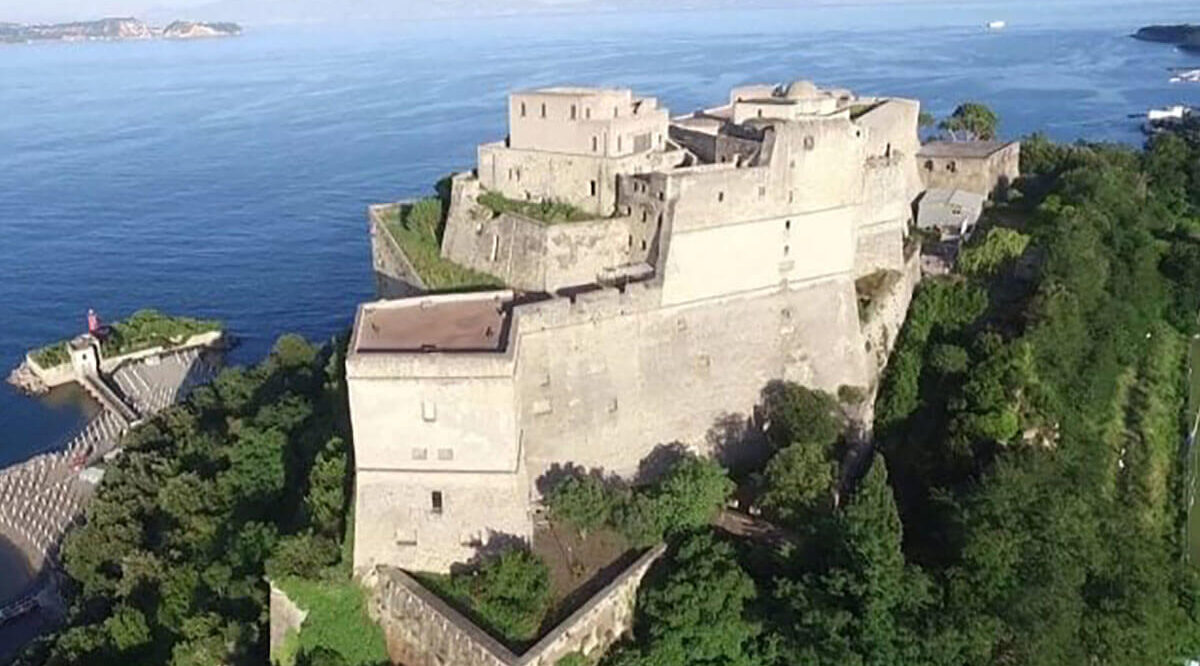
[0,346,219,626]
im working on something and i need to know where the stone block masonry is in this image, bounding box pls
[372,545,666,666]
[351,80,940,574]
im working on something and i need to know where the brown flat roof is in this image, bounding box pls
[917,140,1014,159]
[355,293,511,354]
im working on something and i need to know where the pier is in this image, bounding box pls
[0,341,221,626]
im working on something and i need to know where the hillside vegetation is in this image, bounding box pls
[595,130,1200,665]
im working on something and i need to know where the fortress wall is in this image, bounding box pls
[347,373,519,473]
[861,250,921,382]
[660,206,856,306]
[370,204,428,299]
[515,277,869,480]
[477,144,686,216]
[355,467,532,575]
[855,225,907,277]
[541,218,634,291]
[371,546,665,666]
[441,177,637,292]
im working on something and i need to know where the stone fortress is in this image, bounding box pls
[349,80,1017,575]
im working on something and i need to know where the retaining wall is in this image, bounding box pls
[373,545,666,666]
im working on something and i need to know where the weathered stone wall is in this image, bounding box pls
[371,545,666,666]
[855,224,907,277]
[515,278,869,481]
[918,143,1021,198]
[441,175,642,293]
[860,250,921,381]
[477,141,687,216]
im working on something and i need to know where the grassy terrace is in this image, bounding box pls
[378,198,503,292]
[31,309,220,368]
[476,190,596,224]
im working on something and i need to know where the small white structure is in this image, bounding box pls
[987,20,1007,30]
[1148,105,1190,122]
[917,188,985,241]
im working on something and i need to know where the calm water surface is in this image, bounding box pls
[1,3,1200,649]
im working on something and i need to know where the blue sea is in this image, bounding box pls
[0,0,1198,650]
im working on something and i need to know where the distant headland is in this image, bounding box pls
[1132,24,1200,53]
[0,17,242,45]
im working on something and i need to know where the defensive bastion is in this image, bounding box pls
[352,80,935,579]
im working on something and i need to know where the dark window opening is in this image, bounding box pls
[590,180,598,197]
[520,102,526,117]
[570,104,577,120]
[431,491,443,514]
[540,103,546,118]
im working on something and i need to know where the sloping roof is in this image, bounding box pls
[917,188,985,230]
[917,140,1015,159]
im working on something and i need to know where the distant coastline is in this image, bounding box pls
[1132,24,1200,53]
[0,17,241,45]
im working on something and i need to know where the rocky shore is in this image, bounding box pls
[0,18,241,45]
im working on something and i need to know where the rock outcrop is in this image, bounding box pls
[0,17,241,44]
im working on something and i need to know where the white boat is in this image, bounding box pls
[1170,69,1200,83]
[987,20,1007,30]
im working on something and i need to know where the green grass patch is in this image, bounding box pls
[274,576,389,666]
[31,342,69,368]
[29,309,220,369]
[378,199,503,292]
[476,190,596,224]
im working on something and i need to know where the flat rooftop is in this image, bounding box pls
[354,292,512,354]
[918,140,1014,159]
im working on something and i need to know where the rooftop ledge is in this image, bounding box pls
[352,291,513,355]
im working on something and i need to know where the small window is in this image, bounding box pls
[617,136,623,152]
[947,161,957,173]
[422,400,437,422]
[520,102,526,117]
[924,159,934,172]
[718,192,725,203]
[438,448,454,461]
[507,168,514,181]
[590,180,598,197]
[540,103,547,118]
[803,136,815,150]
[585,107,592,119]
[783,245,790,257]
[514,168,521,182]
[411,448,428,460]
[789,191,795,203]
[785,220,791,231]
[658,191,664,201]
[642,210,648,223]
[431,491,443,514]
[657,212,664,225]
[758,186,766,198]
[570,104,577,120]
[613,106,619,118]
[641,239,647,250]
[627,234,633,248]
[757,108,763,118]
[592,136,598,152]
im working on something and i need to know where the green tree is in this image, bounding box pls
[761,382,842,450]
[938,102,999,141]
[957,228,1030,277]
[759,442,834,523]
[546,474,612,536]
[616,532,762,666]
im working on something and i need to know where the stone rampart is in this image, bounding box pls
[370,203,429,300]
[372,545,666,666]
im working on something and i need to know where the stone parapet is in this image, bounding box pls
[371,544,666,666]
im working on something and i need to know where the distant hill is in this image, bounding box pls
[1132,24,1200,53]
[0,17,241,45]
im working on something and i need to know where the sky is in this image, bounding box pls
[0,0,1192,26]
